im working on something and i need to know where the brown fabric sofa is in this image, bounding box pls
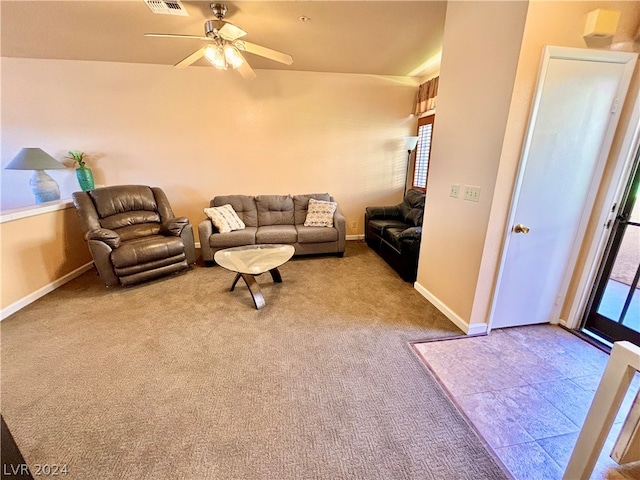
[198,193,346,264]
[73,185,196,286]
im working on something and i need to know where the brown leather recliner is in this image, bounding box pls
[72,185,196,287]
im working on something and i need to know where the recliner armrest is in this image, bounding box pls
[86,228,121,249]
[365,205,402,219]
[398,226,422,241]
[333,210,347,253]
[160,216,189,236]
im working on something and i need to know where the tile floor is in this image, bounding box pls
[413,325,640,480]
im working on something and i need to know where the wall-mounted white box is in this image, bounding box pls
[584,9,620,39]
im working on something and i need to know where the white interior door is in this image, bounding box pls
[490,46,637,330]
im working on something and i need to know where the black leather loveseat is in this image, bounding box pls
[364,189,425,282]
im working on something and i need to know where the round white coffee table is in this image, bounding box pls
[214,244,295,309]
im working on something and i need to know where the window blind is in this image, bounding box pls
[413,116,434,191]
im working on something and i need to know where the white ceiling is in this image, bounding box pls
[0,1,446,77]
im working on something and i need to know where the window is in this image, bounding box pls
[412,115,435,192]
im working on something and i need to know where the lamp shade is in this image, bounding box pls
[5,148,65,170]
[404,136,419,152]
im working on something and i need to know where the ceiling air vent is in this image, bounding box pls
[144,0,188,16]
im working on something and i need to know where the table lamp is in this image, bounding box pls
[5,148,66,203]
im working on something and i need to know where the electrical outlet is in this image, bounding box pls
[450,184,460,198]
[463,185,481,202]
[350,221,356,229]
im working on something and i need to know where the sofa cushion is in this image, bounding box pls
[397,226,422,241]
[111,235,185,268]
[90,185,158,218]
[209,227,257,248]
[405,189,426,209]
[213,195,258,227]
[296,225,338,244]
[114,223,162,242]
[304,198,337,227]
[204,204,246,233]
[256,195,294,226]
[365,205,402,219]
[397,189,426,226]
[293,193,331,225]
[384,227,408,252]
[256,225,297,244]
[405,208,424,226]
[100,211,161,230]
[367,219,412,237]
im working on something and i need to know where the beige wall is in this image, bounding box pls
[470,1,640,329]
[416,1,529,325]
[1,206,92,310]
[1,58,419,239]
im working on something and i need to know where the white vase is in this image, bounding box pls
[29,169,60,203]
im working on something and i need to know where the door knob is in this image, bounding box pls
[514,224,530,234]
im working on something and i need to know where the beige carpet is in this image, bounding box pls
[1,242,508,479]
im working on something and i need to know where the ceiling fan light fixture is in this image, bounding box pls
[204,44,227,70]
[147,2,292,78]
[224,43,243,69]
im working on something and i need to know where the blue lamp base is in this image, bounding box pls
[30,170,61,203]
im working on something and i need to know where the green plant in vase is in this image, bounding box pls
[67,151,95,192]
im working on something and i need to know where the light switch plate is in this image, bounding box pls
[464,185,481,202]
[450,184,460,198]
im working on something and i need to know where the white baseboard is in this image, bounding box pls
[466,322,488,335]
[413,281,488,335]
[1,262,94,321]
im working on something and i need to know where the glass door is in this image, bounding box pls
[582,148,640,345]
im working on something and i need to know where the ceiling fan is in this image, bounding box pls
[144,3,293,80]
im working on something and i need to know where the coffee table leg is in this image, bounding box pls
[230,273,243,292]
[269,267,282,283]
[241,274,266,310]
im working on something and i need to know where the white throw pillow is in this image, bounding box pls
[304,198,337,227]
[204,204,245,233]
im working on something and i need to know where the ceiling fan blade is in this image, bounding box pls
[219,22,247,41]
[174,46,207,68]
[236,52,257,80]
[240,41,293,65]
[145,33,211,41]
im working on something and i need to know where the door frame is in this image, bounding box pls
[487,46,637,332]
[565,92,640,330]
